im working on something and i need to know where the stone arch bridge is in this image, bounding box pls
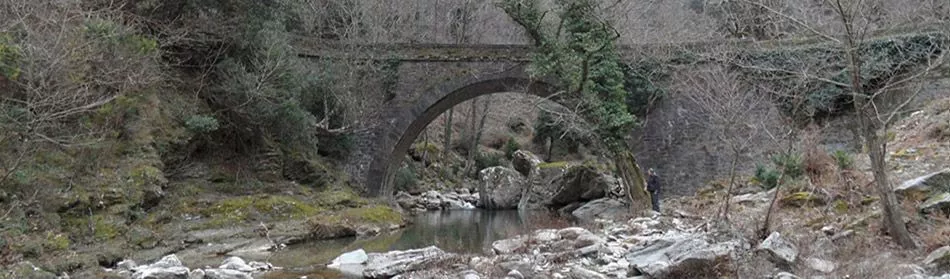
[292,29,947,197]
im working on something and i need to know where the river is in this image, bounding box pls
[258,210,575,279]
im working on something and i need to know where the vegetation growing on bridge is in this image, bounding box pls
[733,32,950,123]
[499,0,636,151]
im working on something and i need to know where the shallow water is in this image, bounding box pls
[258,210,573,278]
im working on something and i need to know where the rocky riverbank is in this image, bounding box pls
[327,211,950,279]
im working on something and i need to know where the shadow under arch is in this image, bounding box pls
[366,65,560,196]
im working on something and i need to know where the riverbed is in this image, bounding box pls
[256,210,574,278]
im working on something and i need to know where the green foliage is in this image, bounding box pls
[145,0,346,156]
[503,137,521,159]
[771,152,804,179]
[394,166,418,192]
[754,164,781,190]
[318,133,353,160]
[736,32,949,123]
[622,59,668,116]
[831,150,854,170]
[184,115,220,134]
[474,152,504,171]
[0,35,21,80]
[500,0,637,151]
[83,19,158,55]
[538,161,570,169]
[42,232,69,252]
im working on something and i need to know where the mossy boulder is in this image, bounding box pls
[781,191,827,207]
[283,157,336,186]
[315,189,367,209]
[201,195,323,226]
[305,205,403,240]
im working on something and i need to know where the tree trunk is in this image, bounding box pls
[422,129,429,166]
[546,137,554,161]
[862,114,917,248]
[761,136,794,239]
[463,97,480,176]
[443,108,453,160]
[844,32,917,248]
[720,148,741,221]
[614,151,651,215]
[469,96,493,176]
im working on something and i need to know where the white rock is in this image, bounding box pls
[571,266,607,279]
[920,193,950,212]
[492,238,526,255]
[327,249,368,268]
[151,255,184,269]
[534,229,560,242]
[188,269,205,279]
[219,257,253,272]
[117,259,137,271]
[757,232,798,265]
[506,269,525,279]
[132,266,189,279]
[805,258,836,273]
[924,246,950,267]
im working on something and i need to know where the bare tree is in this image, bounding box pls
[678,66,767,221]
[730,0,950,248]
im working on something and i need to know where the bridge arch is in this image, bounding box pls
[365,65,559,196]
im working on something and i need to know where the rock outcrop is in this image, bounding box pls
[896,170,950,213]
[570,198,628,220]
[896,169,950,198]
[511,150,541,177]
[478,167,525,210]
[758,232,799,266]
[549,165,609,207]
[327,246,450,278]
[625,230,741,278]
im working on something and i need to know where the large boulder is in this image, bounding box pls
[924,246,950,270]
[625,234,739,279]
[362,246,449,278]
[896,169,950,200]
[492,237,527,255]
[920,193,950,213]
[327,247,449,278]
[395,191,419,210]
[757,232,798,266]
[512,150,542,177]
[571,198,628,220]
[478,167,525,209]
[549,165,609,207]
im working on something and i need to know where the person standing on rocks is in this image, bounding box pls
[645,168,661,212]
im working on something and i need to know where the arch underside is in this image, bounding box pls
[365,65,559,196]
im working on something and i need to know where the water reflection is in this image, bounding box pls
[259,210,572,278]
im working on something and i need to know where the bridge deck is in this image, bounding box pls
[294,23,949,62]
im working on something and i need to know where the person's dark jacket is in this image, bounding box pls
[647,174,660,192]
